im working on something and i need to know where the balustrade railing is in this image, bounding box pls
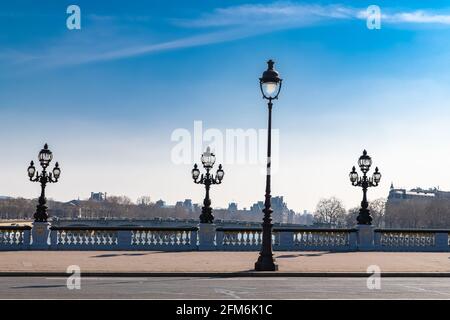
[216,227,278,251]
[289,228,357,251]
[50,226,198,251]
[2,223,450,252]
[50,226,118,250]
[130,227,198,250]
[215,227,357,251]
[374,229,450,252]
[0,226,31,250]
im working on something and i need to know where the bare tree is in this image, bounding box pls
[345,207,359,227]
[107,195,132,205]
[314,197,346,228]
[369,198,387,228]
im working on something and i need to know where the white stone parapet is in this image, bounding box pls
[0,223,449,252]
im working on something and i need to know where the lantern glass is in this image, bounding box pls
[357,150,372,172]
[349,168,358,183]
[216,165,224,181]
[201,147,216,169]
[53,163,61,179]
[373,167,381,184]
[261,82,279,99]
[38,144,53,168]
[259,59,282,100]
[27,162,36,178]
[192,165,200,180]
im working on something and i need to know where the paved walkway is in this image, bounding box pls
[2,277,450,299]
[0,251,449,274]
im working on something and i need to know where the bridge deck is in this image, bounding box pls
[0,251,448,274]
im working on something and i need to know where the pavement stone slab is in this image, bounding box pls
[0,251,449,274]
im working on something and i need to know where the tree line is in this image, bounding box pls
[313,196,388,228]
[313,196,450,228]
[0,196,195,221]
[0,196,266,222]
[2,195,450,228]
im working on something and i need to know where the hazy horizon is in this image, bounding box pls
[3,1,450,212]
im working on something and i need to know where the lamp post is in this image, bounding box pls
[255,60,282,271]
[349,150,381,225]
[27,143,61,222]
[192,147,224,223]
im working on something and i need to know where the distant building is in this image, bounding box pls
[90,192,107,202]
[175,201,184,208]
[228,202,238,214]
[293,210,314,225]
[385,183,450,228]
[388,183,450,202]
[155,199,166,208]
[250,201,264,215]
[248,196,290,223]
[183,199,193,212]
[192,203,201,214]
[271,196,290,223]
[287,209,295,224]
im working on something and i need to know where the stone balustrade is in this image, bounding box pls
[0,223,449,252]
[0,226,31,250]
[50,226,119,250]
[216,227,273,251]
[374,229,450,252]
[49,226,198,251]
[216,227,357,251]
[289,228,358,251]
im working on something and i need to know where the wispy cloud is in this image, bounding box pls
[387,10,450,24]
[177,2,450,28]
[39,29,263,68]
[3,2,450,70]
[174,2,358,28]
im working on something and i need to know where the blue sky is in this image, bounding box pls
[2,1,450,212]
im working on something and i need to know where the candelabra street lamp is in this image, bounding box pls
[349,150,381,225]
[192,147,224,223]
[27,143,61,222]
[255,59,282,271]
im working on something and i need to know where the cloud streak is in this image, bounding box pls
[387,10,450,24]
[3,2,450,69]
[177,2,450,28]
[2,28,264,69]
[174,3,359,28]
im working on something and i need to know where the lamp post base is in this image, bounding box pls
[34,203,48,222]
[199,206,214,224]
[255,256,278,271]
[357,208,372,225]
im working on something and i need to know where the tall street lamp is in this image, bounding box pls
[255,59,282,271]
[349,150,381,225]
[192,147,224,223]
[27,143,61,222]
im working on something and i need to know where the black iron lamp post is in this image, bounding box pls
[349,150,381,225]
[27,143,61,222]
[192,147,224,223]
[255,59,282,271]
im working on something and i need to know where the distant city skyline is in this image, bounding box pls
[5,183,446,214]
[5,190,309,215]
[3,1,450,212]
